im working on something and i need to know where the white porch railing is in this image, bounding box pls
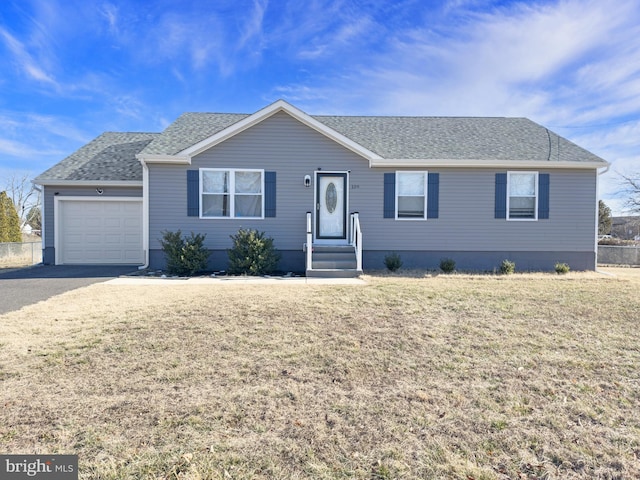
[306,212,313,271]
[350,212,363,271]
[305,212,363,272]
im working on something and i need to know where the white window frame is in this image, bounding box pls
[200,168,265,219]
[507,171,538,221]
[395,171,428,221]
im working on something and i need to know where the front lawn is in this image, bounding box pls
[1,269,639,479]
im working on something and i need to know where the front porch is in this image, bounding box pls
[305,212,363,278]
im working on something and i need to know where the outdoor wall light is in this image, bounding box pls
[304,175,311,187]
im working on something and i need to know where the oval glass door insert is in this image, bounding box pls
[325,182,337,213]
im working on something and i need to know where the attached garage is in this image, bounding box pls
[55,198,143,265]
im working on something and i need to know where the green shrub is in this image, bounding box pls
[439,258,456,273]
[227,228,280,275]
[555,262,570,274]
[0,191,22,242]
[500,259,516,275]
[160,230,209,276]
[384,252,403,272]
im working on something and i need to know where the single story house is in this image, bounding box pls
[34,100,609,276]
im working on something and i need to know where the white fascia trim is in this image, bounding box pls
[35,180,143,187]
[135,154,191,164]
[370,159,609,169]
[179,99,383,161]
[53,196,143,265]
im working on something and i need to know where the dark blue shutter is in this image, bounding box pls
[383,173,396,218]
[187,170,199,217]
[495,173,507,219]
[265,171,276,217]
[538,173,549,219]
[427,173,439,219]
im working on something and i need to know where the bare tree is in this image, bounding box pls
[4,173,41,229]
[619,172,640,214]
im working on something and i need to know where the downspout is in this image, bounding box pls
[138,159,150,270]
[32,183,44,264]
[595,164,611,270]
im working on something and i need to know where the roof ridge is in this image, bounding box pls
[100,131,160,135]
[314,114,524,119]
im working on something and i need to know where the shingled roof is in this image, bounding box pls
[35,132,158,183]
[140,112,248,156]
[315,116,604,164]
[36,106,607,184]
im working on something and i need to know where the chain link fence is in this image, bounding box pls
[0,242,42,268]
[598,246,640,266]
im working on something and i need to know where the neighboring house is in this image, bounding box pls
[611,216,640,241]
[34,100,609,275]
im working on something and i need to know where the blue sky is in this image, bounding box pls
[0,0,638,214]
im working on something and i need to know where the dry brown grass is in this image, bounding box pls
[0,236,42,267]
[1,269,639,479]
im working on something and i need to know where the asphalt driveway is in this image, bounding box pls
[0,265,138,315]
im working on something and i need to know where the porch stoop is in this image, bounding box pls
[306,245,362,278]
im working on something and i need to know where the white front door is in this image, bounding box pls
[316,172,347,241]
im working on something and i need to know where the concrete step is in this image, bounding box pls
[312,259,358,269]
[306,268,361,278]
[312,245,356,254]
[312,251,356,261]
[308,244,359,277]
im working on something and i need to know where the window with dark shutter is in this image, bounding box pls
[187,170,199,217]
[383,172,395,218]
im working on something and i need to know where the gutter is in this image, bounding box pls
[597,164,611,176]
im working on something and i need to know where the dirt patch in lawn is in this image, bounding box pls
[1,272,639,479]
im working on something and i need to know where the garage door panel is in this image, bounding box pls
[104,250,125,261]
[85,218,103,229]
[105,233,123,244]
[59,200,143,265]
[105,218,122,228]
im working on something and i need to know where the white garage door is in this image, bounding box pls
[58,199,143,264]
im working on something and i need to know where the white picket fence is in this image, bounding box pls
[598,246,640,266]
[0,241,42,267]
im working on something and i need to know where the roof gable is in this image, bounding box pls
[138,100,383,163]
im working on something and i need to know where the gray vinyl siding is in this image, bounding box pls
[368,168,597,252]
[42,185,142,256]
[148,111,377,251]
[147,111,598,268]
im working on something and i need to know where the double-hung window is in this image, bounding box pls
[396,171,428,219]
[507,172,538,220]
[201,169,264,218]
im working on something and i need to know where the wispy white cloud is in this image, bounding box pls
[0,138,61,159]
[369,0,637,118]
[100,2,119,36]
[275,0,639,120]
[237,0,268,52]
[0,112,88,143]
[296,14,375,59]
[0,27,58,86]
